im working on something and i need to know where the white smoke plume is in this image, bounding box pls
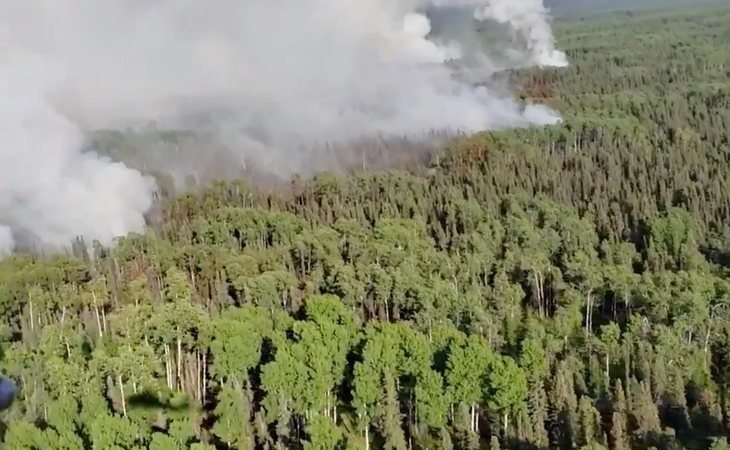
[474,0,569,67]
[0,47,155,255]
[0,0,567,254]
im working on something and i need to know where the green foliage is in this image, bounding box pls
[2,5,730,450]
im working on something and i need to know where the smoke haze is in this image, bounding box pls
[0,0,567,254]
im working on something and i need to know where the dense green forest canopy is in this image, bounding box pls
[1,4,730,450]
[546,0,723,17]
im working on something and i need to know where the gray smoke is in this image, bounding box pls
[0,226,13,257]
[0,0,567,254]
[0,47,155,255]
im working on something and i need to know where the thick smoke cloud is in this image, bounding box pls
[0,48,155,254]
[0,0,567,254]
[474,0,569,67]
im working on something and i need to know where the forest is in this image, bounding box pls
[1,3,730,450]
[544,0,722,17]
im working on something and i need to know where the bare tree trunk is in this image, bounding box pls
[29,297,35,332]
[177,334,183,390]
[157,274,164,301]
[164,343,173,390]
[118,374,127,417]
[705,305,724,354]
[585,292,593,335]
[326,390,331,419]
[92,291,103,338]
[535,271,545,317]
[196,351,202,403]
[202,352,207,404]
[470,404,476,433]
[112,257,121,309]
[475,405,480,433]
[101,307,108,334]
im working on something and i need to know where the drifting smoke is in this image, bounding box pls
[474,0,569,67]
[0,226,13,256]
[0,48,154,255]
[0,0,567,254]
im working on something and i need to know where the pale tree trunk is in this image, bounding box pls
[326,390,331,419]
[470,404,478,433]
[196,351,202,403]
[177,334,183,391]
[118,374,127,417]
[112,257,121,308]
[202,352,207,404]
[29,297,35,332]
[534,270,545,317]
[705,305,724,354]
[585,292,594,335]
[474,405,479,434]
[156,274,164,301]
[164,343,173,390]
[92,291,103,338]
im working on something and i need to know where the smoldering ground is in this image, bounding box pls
[0,0,567,255]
